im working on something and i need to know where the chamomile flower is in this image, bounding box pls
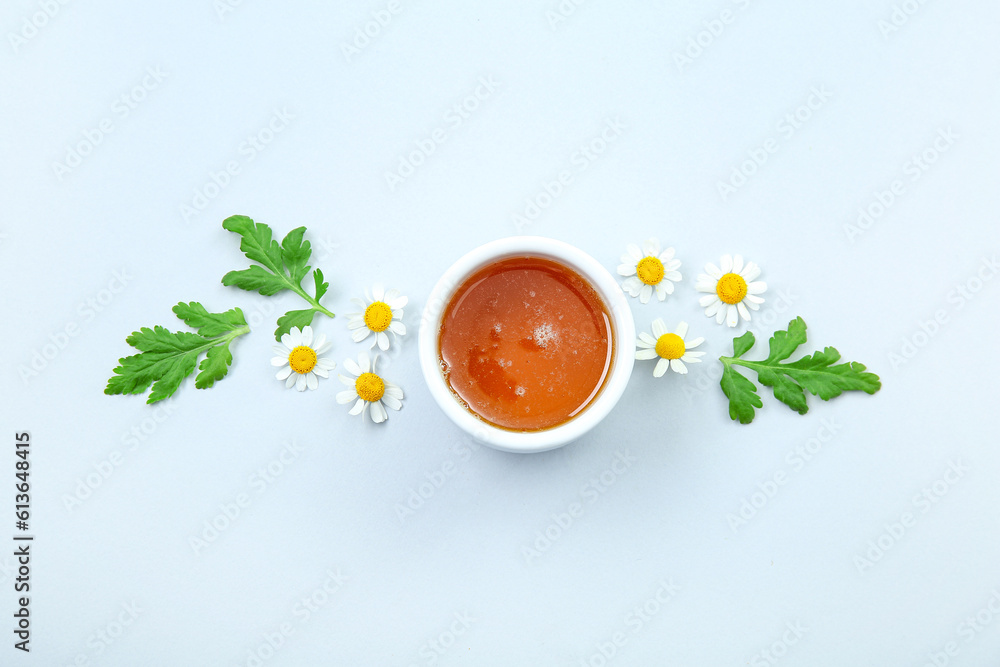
[635,319,705,376]
[695,254,767,327]
[271,326,335,391]
[617,238,682,304]
[347,284,407,351]
[336,351,404,423]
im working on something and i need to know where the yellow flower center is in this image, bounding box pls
[288,346,317,374]
[716,273,748,305]
[636,256,665,286]
[654,333,686,360]
[355,372,385,402]
[364,301,393,333]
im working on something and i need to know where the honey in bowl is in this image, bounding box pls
[438,256,615,431]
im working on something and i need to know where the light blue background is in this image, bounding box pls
[2,0,1000,665]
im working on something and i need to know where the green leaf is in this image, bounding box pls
[221,266,288,296]
[221,215,335,340]
[717,317,882,424]
[106,302,250,404]
[313,268,329,301]
[222,215,284,274]
[275,308,317,340]
[281,227,312,284]
[720,363,762,424]
[172,302,246,337]
[783,349,882,399]
[195,341,234,389]
[755,367,809,415]
[732,331,755,358]
[764,315,807,363]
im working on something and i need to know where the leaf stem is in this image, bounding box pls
[281,276,334,320]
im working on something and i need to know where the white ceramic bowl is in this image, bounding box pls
[418,237,635,453]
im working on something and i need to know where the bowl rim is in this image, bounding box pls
[418,236,636,453]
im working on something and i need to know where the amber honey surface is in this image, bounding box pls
[438,256,614,431]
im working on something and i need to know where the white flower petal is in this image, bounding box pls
[281,332,294,349]
[705,263,723,280]
[732,254,744,274]
[285,373,298,389]
[315,341,333,355]
[289,328,303,348]
[654,358,669,377]
[306,373,318,390]
[617,263,637,277]
[674,321,688,338]
[384,288,400,302]
[681,353,703,364]
[642,238,660,257]
[272,345,288,356]
[686,336,704,349]
[312,333,326,351]
[301,326,313,346]
[664,271,682,282]
[313,367,329,379]
[352,328,371,342]
[671,358,688,374]
[372,284,385,301]
[699,293,719,307]
[651,318,668,337]
[742,263,761,282]
[344,358,362,376]
[726,304,739,327]
[737,302,751,322]
[639,284,652,304]
[622,276,642,295]
[636,348,658,360]
[384,382,404,400]
[638,332,656,346]
[715,305,727,324]
[626,244,642,261]
[348,398,366,415]
[371,400,388,423]
[695,281,717,294]
[683,350,706,359]
[376,332,390,351]
[347,318,366,330]
[295,374,307,391]
[359,351,371,373]
[338,374,355,386]
[382,393,402,410]
[276,366,293,381]
[720,254,733,273]
[389,321,406,336]
[658,247,675,262]
[705,299,723,317]
[745,294,765,305]
[748,281,767,295]
[271,356,289,367]
[337,389,357,404]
